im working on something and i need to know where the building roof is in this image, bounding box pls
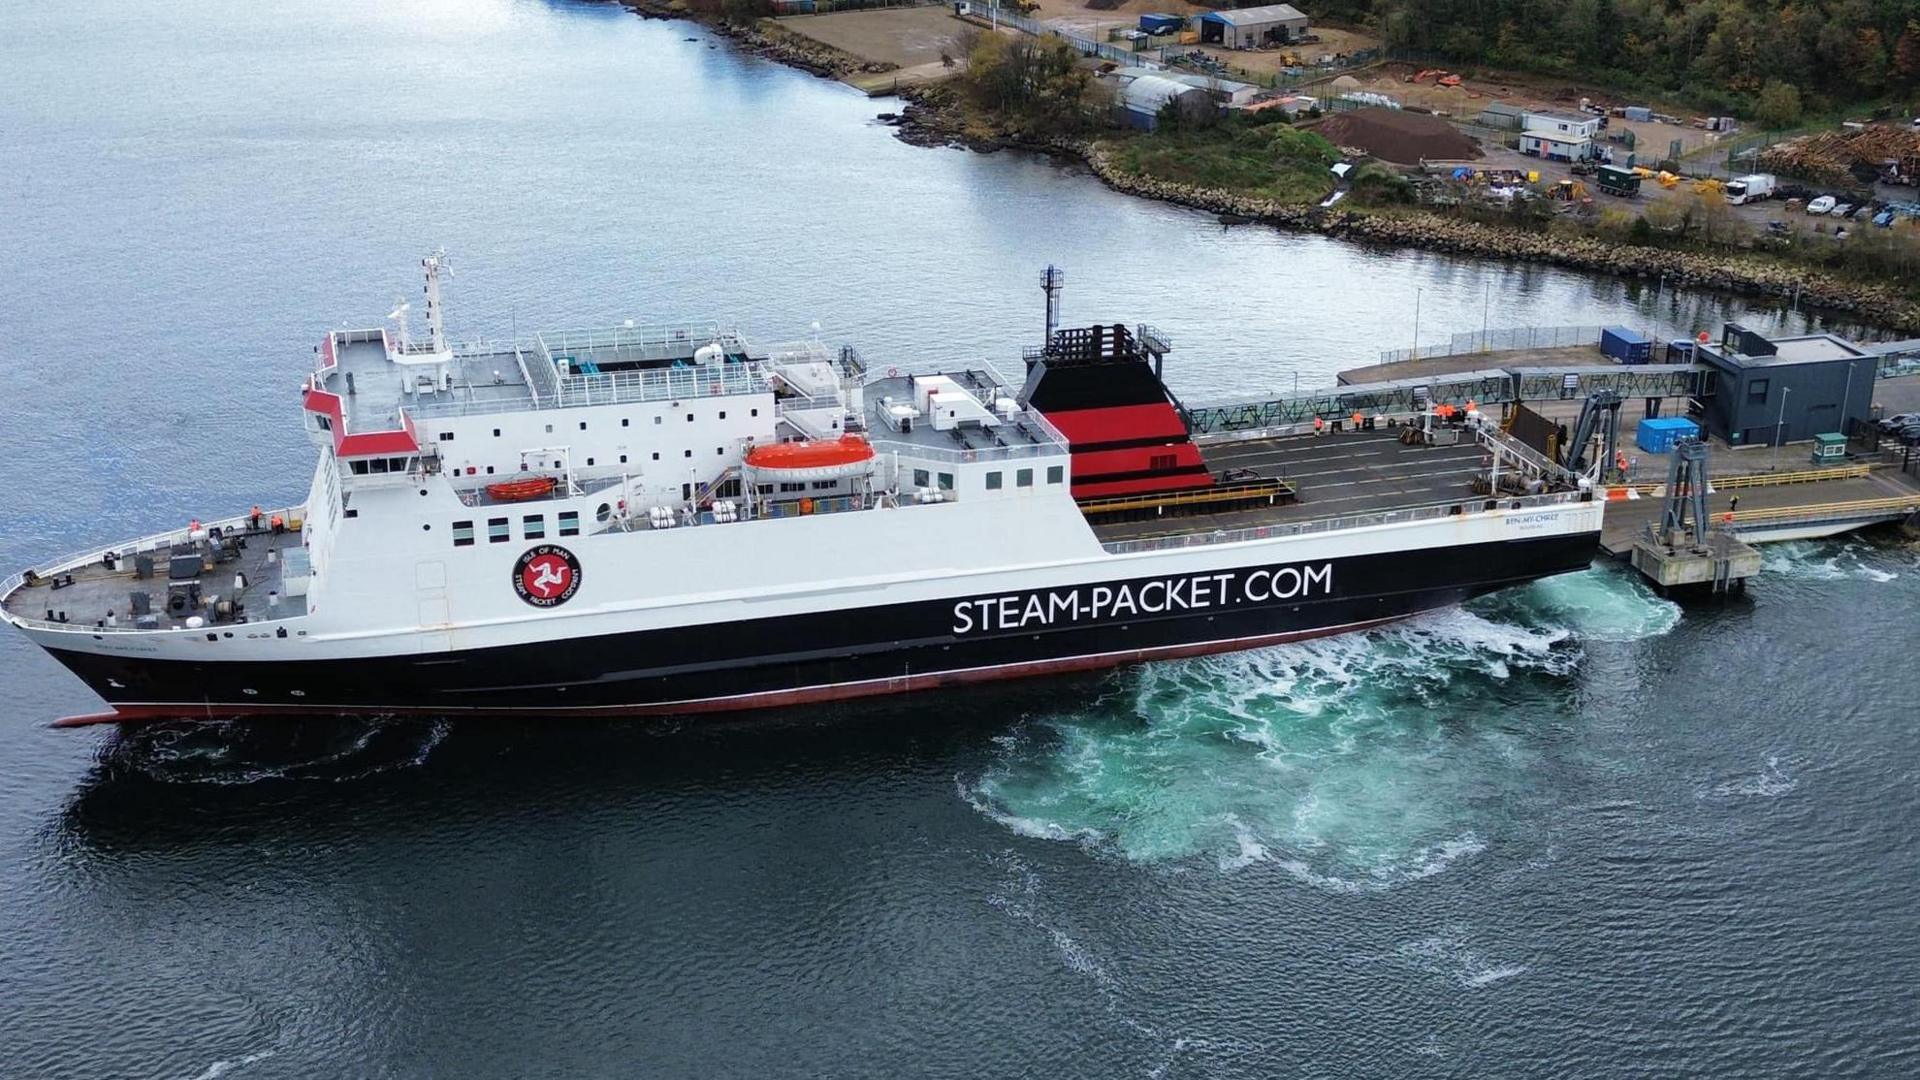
[1524,108,1594,125]
[1121,74,1209,112]
[1480,102,1526,117]
[1706,333,1870,369]
[1112,67,1256,96]
[1200,4,1309,26]
[1520,128,1590,145]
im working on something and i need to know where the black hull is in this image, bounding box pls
[42,533,1597,723]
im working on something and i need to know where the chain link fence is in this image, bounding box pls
[1377,325,1603,365]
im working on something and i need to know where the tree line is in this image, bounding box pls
[1302,0,1920,121]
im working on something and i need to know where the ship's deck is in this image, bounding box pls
[3,524,308,632]
[1090,429,1489,542]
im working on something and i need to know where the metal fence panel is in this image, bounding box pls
[1377,325,1604,365]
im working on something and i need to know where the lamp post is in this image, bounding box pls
[1413,287,1422,359]
[1774,385,1791,467]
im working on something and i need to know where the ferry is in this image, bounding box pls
[1,256,1604,725]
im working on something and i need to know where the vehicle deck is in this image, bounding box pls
[4,524,308,632]
[1091,429,1490,542]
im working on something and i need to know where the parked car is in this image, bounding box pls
[1850,205,1874,220]
[1830,202,1854,217]
[1806,195,1836,214]
[1874,210,1896,228]
[1878,412,1920,433]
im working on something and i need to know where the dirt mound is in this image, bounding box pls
[1313,107,1479,165]
[1330,75,1362,91]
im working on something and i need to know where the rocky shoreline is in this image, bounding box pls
[887,87,1920,331]
[617,0,894,80]
[622,4,1919,332]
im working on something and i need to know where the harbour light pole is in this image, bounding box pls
[1413,287,1422,359]
[1774,386,1791,467]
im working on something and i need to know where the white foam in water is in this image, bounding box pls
[1390,934,1529,989]
[1761,539,1903,583]
[1703,755,1798,799]
[1519,566,1682,643]
[188,1050,275,1080]
[965,602,1578,881]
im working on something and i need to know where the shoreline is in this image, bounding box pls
[622,1,1920,334]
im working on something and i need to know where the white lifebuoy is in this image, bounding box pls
[886,366,900,378]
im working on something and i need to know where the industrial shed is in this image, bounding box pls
[1117,74,1216,130]
[1196,4,1310,49]
[1692,324,1876,446]
[1518,128,1590,161]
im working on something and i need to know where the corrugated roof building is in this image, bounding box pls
[1197,4,1310,49]
[1117,74,1217,130]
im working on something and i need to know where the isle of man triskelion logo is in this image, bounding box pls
[513,545,582,608]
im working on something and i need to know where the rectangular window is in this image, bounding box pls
[452,520,474,547]
[579,422,587,431]
[913,468,930,488]
[937,472,954,491]
[719,411,727,420]
[488,517,510,543]
[1016,468,1033,488]
[523,514,545,539]
[493,428,502,437]
[558,511,580,537]
[1047,465,1064,484]
[985,471,1003,490]
[350,460,369,475]
[811,480,836,491]
[438,431,454,441]
[757,483,774,495]
[621,418,630,427]
[1747,378,1770,403]
[369,457,390,474]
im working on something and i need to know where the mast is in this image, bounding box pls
[423,248,450,354]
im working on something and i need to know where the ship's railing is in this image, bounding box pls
[867,429,1069,464]
[1099,490,1589,555]
[1,506,307,632]
[538,322,734,359]
[551,362,767,409]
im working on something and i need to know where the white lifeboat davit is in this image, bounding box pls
[743,435,875,483]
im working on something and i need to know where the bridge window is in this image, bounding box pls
[985,471,1003,490]
[452,520,474,546]
[937,472,954,491]
[913,468,930,488]
[488,518,510,543]
[1017,468,1033,488]
[1047,465,1064,484]
[523,515,545,539]
[559,511,580,537]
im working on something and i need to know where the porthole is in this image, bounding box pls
[596,502,613,523]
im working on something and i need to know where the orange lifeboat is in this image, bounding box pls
[743,435,875,480]
[485,475,558,502]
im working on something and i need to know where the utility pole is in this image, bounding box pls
[1481,284,1490,351]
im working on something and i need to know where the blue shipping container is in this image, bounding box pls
[1139,13,1184,33]
[1636,416,1698,454]
[1601,326,1652,364]
[1666,339,1695,363]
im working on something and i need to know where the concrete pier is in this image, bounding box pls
[1630,529,1762,593]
